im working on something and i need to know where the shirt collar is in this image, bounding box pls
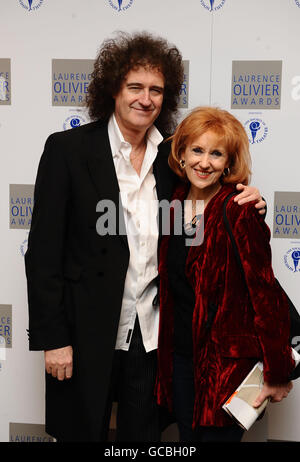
[108,113,163,162]
[146,123,164,148]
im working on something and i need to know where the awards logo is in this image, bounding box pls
[19,0,44,11]
[108,0,134,12]
[200,0,226,11]
[0,305,12,349]
[244,117,268,144]
[291,75,300,101]
[63,113,87,131]
[52,59,93,107]
[284,248,300,273]
[231,61,282,110]
[20,232,29,257]
[10,184,34,230]
[273,192,300,239]
[179,61,189,109]
[10,423,54,442]
[0,59,11,105]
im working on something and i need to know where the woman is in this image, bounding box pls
[156,107,294,442]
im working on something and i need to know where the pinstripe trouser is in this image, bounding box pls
[101,317,161,442]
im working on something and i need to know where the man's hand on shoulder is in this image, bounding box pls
[234,183,266,215]
[45,346,73,381]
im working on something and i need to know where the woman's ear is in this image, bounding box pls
[179,159,186,169]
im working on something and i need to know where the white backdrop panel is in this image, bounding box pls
[0,0,299,442]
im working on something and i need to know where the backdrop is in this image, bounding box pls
[1,0,300,442]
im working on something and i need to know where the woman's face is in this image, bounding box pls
[180,130,229,196]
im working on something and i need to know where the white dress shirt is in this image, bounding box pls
[107,114,163,352]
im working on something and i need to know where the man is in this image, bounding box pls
[25,31,265,442]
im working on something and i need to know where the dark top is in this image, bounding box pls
[167,212,198,357]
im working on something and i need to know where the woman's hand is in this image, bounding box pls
[253,381,293,408]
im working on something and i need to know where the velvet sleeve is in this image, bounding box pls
[231,202,295,384]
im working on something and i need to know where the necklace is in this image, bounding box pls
[191,200,197,226]
[184,199,204,234]
[187,184,222,223]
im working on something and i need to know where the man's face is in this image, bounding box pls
[113,66,165,135]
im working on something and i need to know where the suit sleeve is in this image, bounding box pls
[232,203,295,384]
[25,134,72,351]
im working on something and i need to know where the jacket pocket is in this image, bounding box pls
[220,334,262,359]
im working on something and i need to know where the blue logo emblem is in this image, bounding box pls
[295,0,300,8]
[108,0,134,12]
[200,0,226,11]
[20,232,29,257]
[19,0,44,11]
[284,247,300,273]
[244,117,268,144]
[63,113,87,131]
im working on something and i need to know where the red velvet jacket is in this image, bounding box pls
[156,183,294,428]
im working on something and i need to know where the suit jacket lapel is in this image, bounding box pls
[86,121,128,249]
[153,138,177,241]
[153,139,175,203]
[85,125,176,248]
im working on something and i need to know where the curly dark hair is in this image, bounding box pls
[86,31,184,134]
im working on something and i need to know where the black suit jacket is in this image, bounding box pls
[25,120,177,441]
